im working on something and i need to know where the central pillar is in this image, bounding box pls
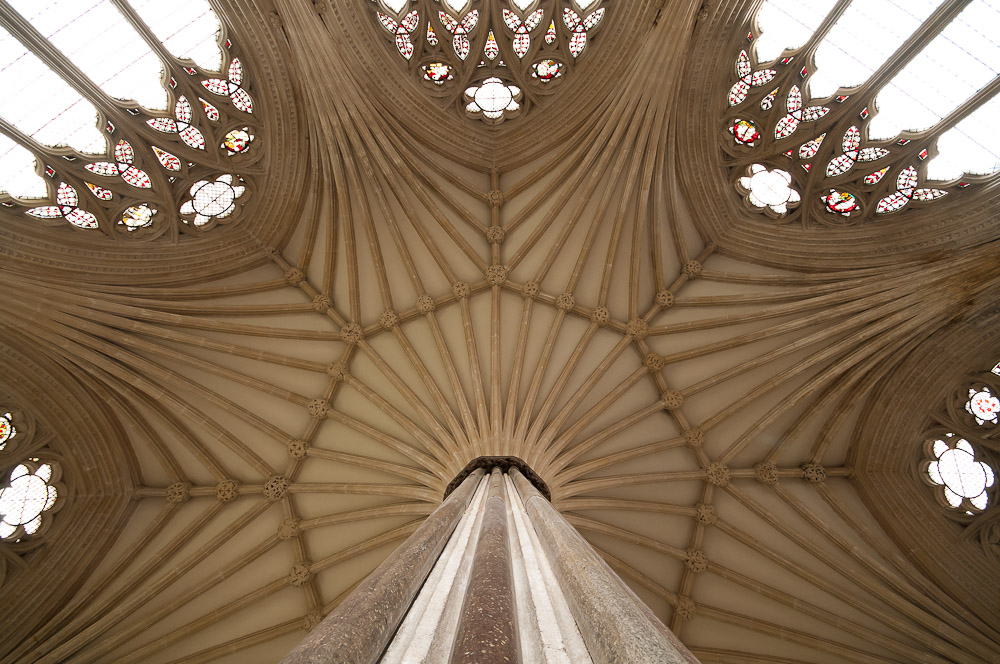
[281,460,700,664]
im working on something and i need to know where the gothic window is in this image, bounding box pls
[0,0,261,239]
[0,461,60,541]
[919,361,1000,535]
[0,409,65,545]
[724,0,1000,224]
[369,0,608,122]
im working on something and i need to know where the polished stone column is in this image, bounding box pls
[281,460,700,664]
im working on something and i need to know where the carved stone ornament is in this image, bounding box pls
[684,428,705,447]
[685,549,708,573]
[675,596,697,620]
[380,310,400,329]
[486,225,506,243]
[626,317,648,340]
[486,189,506,208]
[661,389,684,411]
[303,611,324,631]
[802,463,826,483]
[416,295,436,313]
[340,322,363,344]
[522,280,540,299]
[312,294,332,313]
[695,503,718,525]
[556,292,575,311]
[486,264,508,286]
[453,281,471,299]
[284,267,305,285]
[655,290,675,308]
[706,461,731,486]
[277,518,300,541]
[683,260,702,277]
[289,562,312,587]
[287,439,309,459]
[754,461,779,486]
[307,399,331,418]
[325,362,347,379]
[644,353,665,372]
[165,482,192,503]
[263,475,289,501]
[216,479,241,503]
[591,306,610,326]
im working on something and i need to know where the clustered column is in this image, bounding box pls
[282,462,700,664]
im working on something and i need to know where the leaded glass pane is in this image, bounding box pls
[869,0,1000,140]
[125,0,223,72]
[9,0,167,111]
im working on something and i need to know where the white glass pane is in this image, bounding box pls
[869,0,1000,140]
[809,0,944,100]
[754,0,839,64]
[928,94,1000,179]
[0,134,47,198]
[0,25,104,153]
[126,0,223,72]
[9,0,167,111]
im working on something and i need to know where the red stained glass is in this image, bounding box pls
[864,167,889,184]
[423,62,453,84]
[85,162,119,176]
[532,59,563,82]
[65,208,98,228]
[200,98,220,121]
[485,31,499,59]
[26,205,61,219]
[152,146,181,171]
[85,182,112,200]
[760,88,778,110]
[121,166,151,189]
[228,58,244,86]
[824,190,858,215]
[729,50,776,106]
[731,118,759,145]
[798,133,825,159]
[545,20,556,44]
[179,126,206,150]
[918,148,928,160]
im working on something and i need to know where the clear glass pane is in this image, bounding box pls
[126,0,223,72]
[927,93,1000,179]
[0,24,104,153]
[754,0,839,64]
[809,0,945,100]
[0,134,47,198]
[869,0,1000,140]
[9,0,167,110]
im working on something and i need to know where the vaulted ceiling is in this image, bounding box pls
[1,1,999,663]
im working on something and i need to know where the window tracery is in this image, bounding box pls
[919,363,1000,557]
[369,0,609,123]
[0,0,261,240]
[723,0,1000,225]
[0,408,65,550]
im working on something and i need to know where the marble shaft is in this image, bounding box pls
[282,464,700,664]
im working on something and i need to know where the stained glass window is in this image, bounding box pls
[0,463,58,540]
[927,436,994,511]
[0,412,15,451]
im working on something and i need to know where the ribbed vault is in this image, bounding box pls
[1,1,999,663]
